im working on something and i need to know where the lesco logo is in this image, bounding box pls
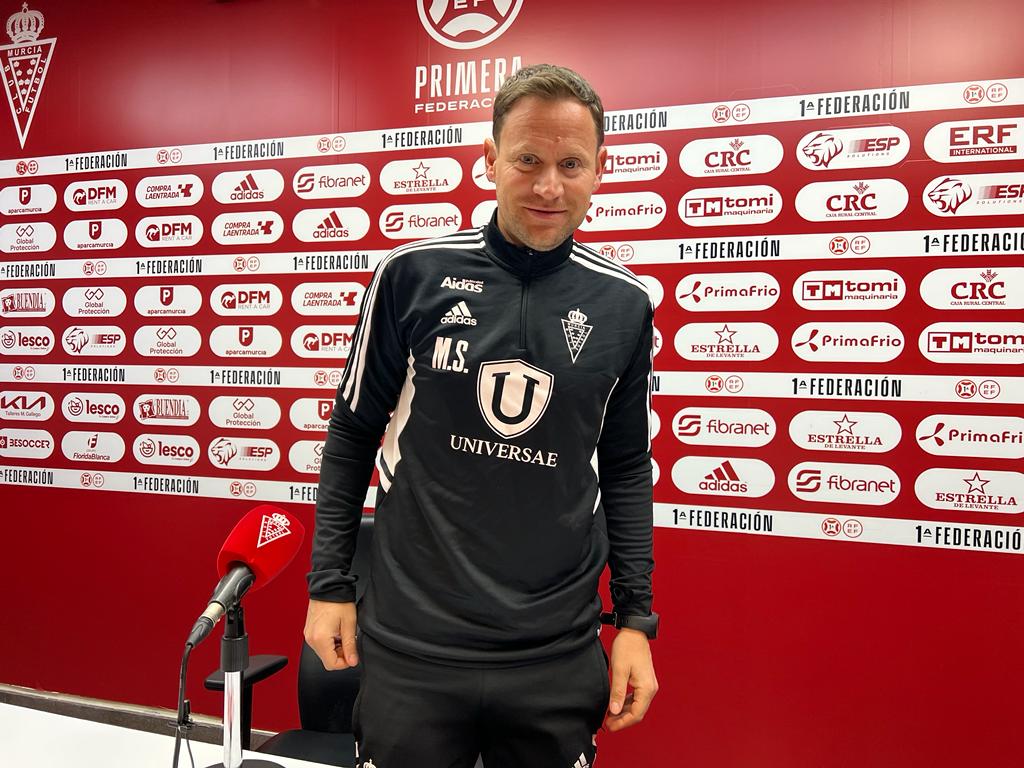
[924,173,1024,217]
[63,219,128,251]
[212,169,285,204]
[62,286,128,318]
[924,118,1023,163]
[671,456,775,497]
[471,157,496,190]
[290,397,334,432]
[60,430,126,463]
[914,467,1023,514]
[794,270,905,311]
[1,287,54,318]
[919,322,1024,364]
[678,185,781,226]
[293,163,371,199]
[679,135,783,177]
[135,174,204,208]
[208,436,280,471]
[0,390,54,421]
[133,325,202,357]
[212,212,283,245]
[292,282,364,316]
[0,221,57,253]
[380,203,462,239]
[61,326,126,356]
[789,462,899,505]
[134,434,200,467]
[135,215,203,248]
[379,157,463,195]
[920,267,1024,310]
[289,440,326,474]
[797,127,909,170]
[416,0,524,50]
[471,199,498,227]
[674,322,778,362]
[133,394,201,426]
[579,192,666,232]
[62,392,125,424]
[64,179,128,211]
[0,428,54,459]
[292,326,356,358]
[1,183,56,215]
[676,272,780,312]
[133,285,202,317]
[637,275,664,308]
[209,325,282,358]
[789,410,902,454]
[917,414,1024,459]
[791,322,904,362]
[211,284,284,316]
[0,325,54,355]
[602,143,668,183]
[671,407,775,447]
[292,207,371,242]
[208,396,282,430]
[795,179,908,221]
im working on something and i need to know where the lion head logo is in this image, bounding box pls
[927,177,972,214]
[65,327,89,353]
[209,437,238,466]
[802,132,843,168]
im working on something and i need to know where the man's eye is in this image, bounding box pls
[564,159,579,169]
[519,155,536,164]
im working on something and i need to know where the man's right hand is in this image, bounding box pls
[303,599,358,670]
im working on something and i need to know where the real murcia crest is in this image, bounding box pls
[257,512,292,548]
[561,307,592,363]
[1,3,56,148]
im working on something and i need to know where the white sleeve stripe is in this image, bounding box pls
[571,243,649,288]
[568,251,652,306]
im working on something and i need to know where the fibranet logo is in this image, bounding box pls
[471,199,498,226]
[212,169,284,204]
[1,287,53,317]
[794,270,905,311]
[795,179,908,221]
[292,207,371,242]
[289,440,325,474]
[62,286,128,318]
[380,203,462,239]
[792,322,904,363]
[380,158,463,195]
[788,410,901,454]
[212,212,283,246]
[133,285,202,317]
[789,461,899,505]
[0,221,56,253]
[61,392,125,424]
[291,282,364,316]
[134,434,200,467]
[917,414,1024,459]
[63,218,128,251]
[471,156,496,190]
[674,322,778,361]
[290,398,334,432]
[1,183,56,215]
[211,283,283,316]
[920,322,1024,363]
[638,275,663,308]
[64,179,128,211]
[133,325,202,357]
[60,430,126,463]
[61,325,126,356]
[924,172,1024,217]
[0,428,54,459]
[679,135,783,177]
[133,394,200,426]
[671,406,775,447]
[208,436,280,471]
[209,325,282,358]
[0,325,53,355]
[671,456,775,497]
[920,267,1024,310]
[915,468,1023,514]
[602,143,668,183]
[797,127,909,170]
[135,215,203,248]
[293,163,371,199]
[0,390,54,421]
[678,185,781,227]
[924,118,1023,163]
[209,395,282,430]
[579,192,666,232]
[135,175,203,208]
[676,272,779,312]
[292,325,355,358]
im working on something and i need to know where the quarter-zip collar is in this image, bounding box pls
[483,211,574,280]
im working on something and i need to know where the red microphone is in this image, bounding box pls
[187,505,305,647]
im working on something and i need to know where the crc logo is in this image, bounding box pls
[671,456,775,497]
[789,462,899,505]
[679,135,784,178]
[924,118,1023,163]
[675,272,780,312]
[476,359,553,439]
[797,127,908,170]
[920,267,1023,310]
[794,270,904,311]
[916,414,1024,459]
[416,0,524,50]
[794,179,908,221]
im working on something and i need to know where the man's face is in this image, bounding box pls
[484,96,606,252]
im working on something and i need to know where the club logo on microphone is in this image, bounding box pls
[258,512,292,548]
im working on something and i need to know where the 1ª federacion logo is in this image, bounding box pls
[1,3,55,148]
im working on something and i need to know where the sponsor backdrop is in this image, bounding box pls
[1,1,1022,765]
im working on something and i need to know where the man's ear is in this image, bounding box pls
[483,138,498,181]
[593,145,608,192]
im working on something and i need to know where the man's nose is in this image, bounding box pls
[533,165,563,199]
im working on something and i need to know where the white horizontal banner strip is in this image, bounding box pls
[0,363,342,389]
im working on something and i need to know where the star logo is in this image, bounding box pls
[963,472,989,495]
[833,414,858,435]
[412,161,430,179]
[715,324,736,344]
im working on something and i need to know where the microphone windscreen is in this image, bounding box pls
[217,504,306,590]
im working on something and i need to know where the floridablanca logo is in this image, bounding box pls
[1,3,56,148]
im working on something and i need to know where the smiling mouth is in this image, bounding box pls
[525,207,566,217]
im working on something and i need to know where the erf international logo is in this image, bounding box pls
[924,118,1023,163]
[417,0,524,49]
[0,3,55,148]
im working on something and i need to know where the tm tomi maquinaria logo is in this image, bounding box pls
[1,3,56,148]
[417,0,523,50]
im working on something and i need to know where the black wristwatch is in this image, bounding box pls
[600,610,659,640]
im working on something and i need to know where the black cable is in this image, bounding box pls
[172,642,196,768]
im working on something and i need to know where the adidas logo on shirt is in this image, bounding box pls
[441,301,477,326]
[572,754,590,768]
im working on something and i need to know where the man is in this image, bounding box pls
[305,63,658,768]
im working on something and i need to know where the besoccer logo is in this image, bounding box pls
[417,0,524,50]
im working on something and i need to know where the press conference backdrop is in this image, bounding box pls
[1,1,1022,765]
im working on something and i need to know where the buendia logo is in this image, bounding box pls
[416,0,524,50]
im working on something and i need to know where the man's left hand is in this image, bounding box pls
[604,628,659,732]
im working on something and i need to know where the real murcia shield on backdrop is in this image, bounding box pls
[1,4,56,148]
[477,359,553,439]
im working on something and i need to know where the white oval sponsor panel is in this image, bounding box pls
[672,456,775,497]
[923,172,1024,217]
[2,183,56,215]
[650,409,660,440]
[62,392,125,424]
[917,414,1024,459]
[208,395,282,430]
[380,203,462,239]
[64,179,128,211]
[61,430,126,463]
[792,322,904,362]
[924,118,1024,163]
[133,285,202,317]
[651,458,660,486]
[133,393,201,426]
[292,325,356,358]
[676,272,780,312]
[915,468,1024,514]
[0,325,53,355]
[135,175,203,207]
[797,126,909,170]
[292,282,364,316]
[678,185,781,226]
[0,221,57,253]
[63,219,128,251]
[919,322,1024,364]
[207,436,280,471]
[134,434,200,467]
[789,410,901,454]
[211,283,283,316]
[289,440,325,474]
[0,428,54,459]
[603,143,668,183]
[795,179,908,221]
[212,169,284,204]
[675,322,778,361]
[789,461,900,505]
[133,325,202,357]
[1,287,54,318]
[136,215,203,248]
[920,266,1024,310]
[290,397,334,432]
[0,390,54,421]
[638,275,663,308]
[471,156,495,190]
[61,325,127,356]
[212,211,283,245]
[579,192,666,232]
[679,135,783,177]
[794,270,905,311]
[293,163,371,199]
[209,325,282,358]
[62,286,127,318]
[672,407,775,447]
[471,199,497,227]
[380,157,463,195]
[292,207,371,242]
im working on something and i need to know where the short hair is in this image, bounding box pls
[492,63,604,148]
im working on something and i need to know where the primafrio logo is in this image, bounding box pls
[793,270,904,311]
[293,163,370,199]
[60,430,126,463]
[476,359,552,438]
[0,324,52,354]
[62,325,126,356]
[674,322,778,361]
[0,428,53,459]
[792,322,903,362]
[292,282,364,316]
[380,203,462,239]
[63,218,128,250]
[288,440,325,474]
[209,325,282,358]
[212,169,284,204]
[134,434,200,467]
[290,397,334,432]
[789,461,899,505]
[914,468,1023,514]
[0,389,53,420]
[208,395,281,430]
[678,185,781,226]
[0,220,56,252]
[133,285,202,317]
[212,211,283,245]
[795,179,908,221]
[1,182,55,214]
[0,3,55,148]
[671,456,774,497]
[292,325,355,358]
[62,286,127,318]
[292,207,371,242]
[919,322,1024,364]
[136,215,203,248]
[417,0,524,50]
[579,192,666,232]
[788,410,901,454]
[924,118,1023,163]
[916,414,1024,459]
[61,392,124,424]
[379,157,463,195]
[1,286,52,317]
[675,272,780,312]
[671,406,775,447]
[923,173,1024,217]
[920,267,1024,310]
[602,143,668,183]
[797,127,909,170]
[133,394,200,426]
[133,325,202,357]
[678,135,783,177]
[64,179,128,211]
[208,436,280,471]
[211,283,283,316]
